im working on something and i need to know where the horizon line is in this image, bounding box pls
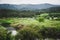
[0,3,60,5]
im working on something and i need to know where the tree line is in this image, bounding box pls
[0,6,60,18]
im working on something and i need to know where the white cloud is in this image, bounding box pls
[0,0,60,5]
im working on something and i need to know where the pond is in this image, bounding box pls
[6,27,17,36]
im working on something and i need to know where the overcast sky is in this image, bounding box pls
[0,0,60,5]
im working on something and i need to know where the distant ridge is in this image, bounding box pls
[0,3,60,10]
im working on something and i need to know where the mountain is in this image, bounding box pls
[0,3,60,10]
[43,6,60,13]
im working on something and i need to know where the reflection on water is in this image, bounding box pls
[6,27,17,36]
[11,30,17,36]
[44,38,60,40]
[38,38,60,40]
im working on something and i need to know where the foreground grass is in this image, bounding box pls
[0,18,60,28]
[0,18,60,40]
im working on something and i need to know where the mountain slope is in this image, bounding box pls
[0,3,60,10]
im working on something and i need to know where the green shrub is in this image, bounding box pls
[36,17,45,22]
[39,27,60,39]
[36,13,49,22]
[15,27,40,40]
[0,26,7,40]
[0,26,15,40]
[1,22,11,27]
[0,19,11,27]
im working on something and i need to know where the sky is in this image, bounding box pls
[0,0,60,5]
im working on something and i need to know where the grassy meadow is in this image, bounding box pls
[0,13,60,40]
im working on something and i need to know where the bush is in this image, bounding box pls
[0,26,15,40]
[0,19,11,27]
[39,27,60,39]
[0,26,7,40]
[36,13,49,22]
[1,22,11,27]
[36,17,45,22]
[15,27,40,40]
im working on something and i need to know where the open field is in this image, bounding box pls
[0,16,60,40]
[0,13,60,40]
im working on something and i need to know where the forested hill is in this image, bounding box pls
[41,6,60,13]
[0,6,60,18]
[0,3,59,10]
[0,3,60,18]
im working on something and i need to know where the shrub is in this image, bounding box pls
[15,27,40,40]
[0,26,7,40]
[39,27,60,39]
[1,22,11,27]
[36,13,49,22]
[36,17,45,22]
[0,19,11,27]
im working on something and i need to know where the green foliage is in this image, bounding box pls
[0,20,11,27]
[0,17,60,40]
[0,26,16,40]
[0,9,60,18]
[35,13,49,22]
[0,26,7,40]
[40,13,49,18]
[0,9,39,18]
[36,17,45,22]
[0,8,60,40]
[15,27,40,40]
[39,27,60,39]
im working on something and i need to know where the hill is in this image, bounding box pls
[0,3,59,10]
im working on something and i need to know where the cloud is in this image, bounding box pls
[0,0,60,4]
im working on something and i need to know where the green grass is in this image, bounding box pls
[0,18,60,40]
[0,18,60,28]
